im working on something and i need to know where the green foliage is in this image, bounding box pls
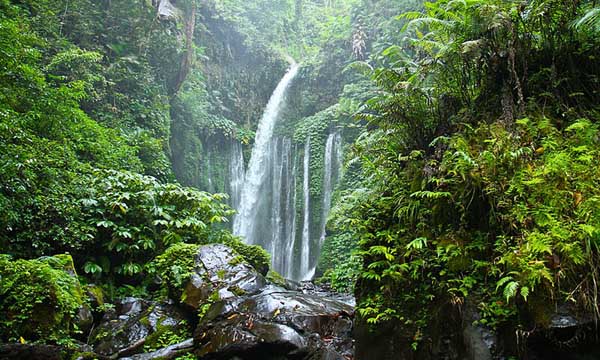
[327,0,600,353]
[223,237,271,275]
[266,270,287,287]
[0,254,85,344]
[149,243,200,300]
[143,320,191,353]
[81,169,233,279]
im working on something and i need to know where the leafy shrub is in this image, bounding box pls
[149,243,200,300]
[81,169,234,279]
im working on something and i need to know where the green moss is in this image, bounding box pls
[71,351,99,360]
[0,254,85,343]
[228,255,245,267]
[216,269,226,280]
[228,285,246,296]
[139,315,151,328]
[266,270,286,287]
[143,319,190,353]
[198,291,221,322]
[174,354,197,360]
[86,285,105,307]
[149,243,200,300]
[223,238,270,275]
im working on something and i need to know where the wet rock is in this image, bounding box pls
[526,303,600,359]
[183,244,267,309]
[297,281,356,307]
[75,305,94,337]
[194,284,354,359]
[462,304,496,360]
[120,338,194,360]
[157,0,180,21]
[0,344,67,360]
[195,314,307,359]
[91,245,355,360]
[90,298,188,357]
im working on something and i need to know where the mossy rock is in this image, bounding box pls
[151,243,201,300]
[0,254,85,343]
[223,238,270,276]
[266,270,287,287]
[151,240,270,303]
[142,319,191,353]
[90,298,189,356]
[86,284,105,308]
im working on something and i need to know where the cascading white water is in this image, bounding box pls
[319,132,342,247]
[269,139,282,257]
[229,141,245,210]
[300,136,312,280]
[206,155,213,193]
[306,132,343,278]
[284,143,298,279]
[226,61,342,281]
[233,62,300,245]
[269,138,298,279]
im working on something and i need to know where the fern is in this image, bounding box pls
[503,281,519,302]
[410,191,452,199]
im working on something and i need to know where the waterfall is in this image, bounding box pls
[270,138,298,279]
[206,155,213,193]
[284,144,298,279]
[300,137,312,280]
[319,132,342,247]
[303,132,343,278]
[233,62,300,245]
[269,139,282,257]
[227,60,342,281]
[229,141,245,210]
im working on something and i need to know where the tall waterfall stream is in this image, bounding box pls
[228,62,342,281]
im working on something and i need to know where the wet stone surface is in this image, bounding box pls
[189,245,355,359]
[90,298,188,357]
[84,244,355,360]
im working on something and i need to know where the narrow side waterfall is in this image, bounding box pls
[270,139,283,258]
[300,136,312,280]
[229,141,245,210]
[306,132,343,278]
[206,156,213,193]
[233,62,300,244]
[284,145,298,279]
[319,132,342,247]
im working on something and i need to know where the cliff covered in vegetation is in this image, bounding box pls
[2,0,600,359]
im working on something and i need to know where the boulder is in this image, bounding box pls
[194,284,354,359]
[195,315,307,359]
[526,303,600,359]
[183,244,267,309]
[0,344,67,360]
[90,298,188,357]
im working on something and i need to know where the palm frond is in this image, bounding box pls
[574,7,600,33]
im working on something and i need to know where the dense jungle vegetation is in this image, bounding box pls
[1,0,600,358]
